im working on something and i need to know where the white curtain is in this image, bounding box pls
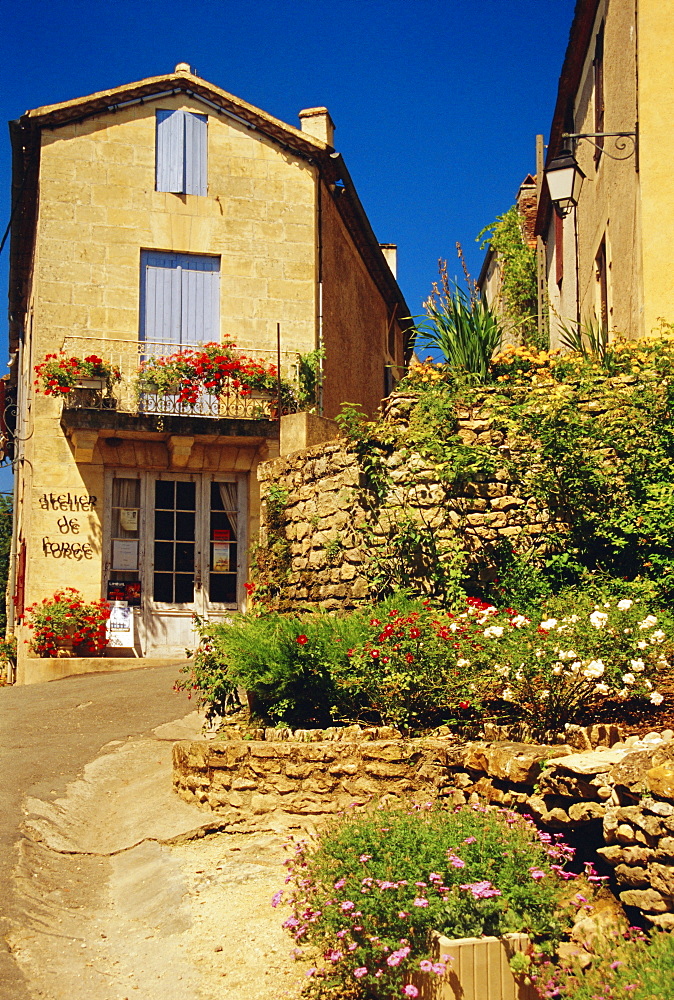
[218,482,238,539]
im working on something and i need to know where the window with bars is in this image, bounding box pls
[156,109,207,195]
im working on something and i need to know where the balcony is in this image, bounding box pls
[58,336,299,420]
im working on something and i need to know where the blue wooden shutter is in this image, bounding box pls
[184,113,207,196]
[141,251,219,345]
[140,251,182,344]
[156,111,185,193]
[179,254,219,344]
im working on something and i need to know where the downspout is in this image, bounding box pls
[6,337,23,674]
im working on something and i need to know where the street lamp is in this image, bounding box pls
[545,147,585,216]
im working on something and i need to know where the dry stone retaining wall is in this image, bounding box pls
[173,726,674,927]
[257,390,564,610]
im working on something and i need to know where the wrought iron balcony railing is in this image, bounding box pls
[58,337,298,420]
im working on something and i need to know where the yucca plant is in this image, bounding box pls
[558,315,609,360]
[414,260,503,382]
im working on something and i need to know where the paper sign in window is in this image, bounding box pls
[112,539,139,571]
[106,602,134,648]
[212,542,230,572]
[120,509,138,532]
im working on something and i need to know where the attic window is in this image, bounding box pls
[156,109,207,195]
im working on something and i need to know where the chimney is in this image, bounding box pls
[379,244,397,278]
[298,107,335,147]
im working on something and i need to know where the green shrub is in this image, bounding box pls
[279,802,577,999]
[536,927,674,999]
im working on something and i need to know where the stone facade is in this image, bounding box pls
[257,389,562,609]
[173,725,674,926]
[8,65,410,679]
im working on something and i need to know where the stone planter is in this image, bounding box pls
[414,932,536,1000]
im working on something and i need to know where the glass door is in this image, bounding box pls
[206,480,239,608]
[152,477,197,607]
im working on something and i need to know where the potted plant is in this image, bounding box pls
[281,802,580,1000]
[34,353,121,398]
[135,340,299,414]
[24,588,111,657]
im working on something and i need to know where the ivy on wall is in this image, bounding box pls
[478,205,542,349]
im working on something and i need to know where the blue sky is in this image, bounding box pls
[0,0,575,492]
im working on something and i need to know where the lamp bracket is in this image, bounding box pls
[562,131,637,161]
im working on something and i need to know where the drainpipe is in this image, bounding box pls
[317,179,324,415]
[6,335,23,679]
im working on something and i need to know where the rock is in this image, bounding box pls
[586,724,624,748]
[610,751,658,797]
[556,942,592,970]
[649,863,674,900]
[615,807,663,838]
[656,837,674,858]
[571,890,627,946]
[645,800,674,817]
[646,913,674,930]
[647,765,674,800]
[568,801,605,823]
[597,845,654,866]
[614,864,650,887]
[619,888,671,913]
[554,747,636,775]
[616,823,637,844]
[463,742,573,785]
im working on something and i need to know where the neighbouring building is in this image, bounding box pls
[6,64,411,680]
[537,0,674,346]
[477,174,538,346]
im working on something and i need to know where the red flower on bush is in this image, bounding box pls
[296,635,308,645]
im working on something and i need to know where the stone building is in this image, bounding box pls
[537,0,674,345]
[7,64,410,681]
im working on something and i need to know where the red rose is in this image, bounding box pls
[296,635,308,645]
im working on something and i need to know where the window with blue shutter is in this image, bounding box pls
[156,110,207,196]
[140,251,220,345]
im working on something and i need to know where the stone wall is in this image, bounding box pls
[173,726,674,927]
[257,389,562,610]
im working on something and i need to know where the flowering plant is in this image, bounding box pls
[34,354,121,396]
[280,802,580,999]
[474,593,672,737]
[534,926,674,999]
[136,341,298,410]
[24,588,110,657]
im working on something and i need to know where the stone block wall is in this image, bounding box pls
[256,389,564,610]
[173,726,674,927]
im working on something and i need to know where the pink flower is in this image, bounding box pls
[459,881,501,899]
[340,901,355,911]
[432,963,447,975]
[271,890,283,908]
[398,911,410,919]
[359,854,372,863]
[402,987,419,997]
[413,897,429,908]
[419,960,433,972]
[354,967,368,978]
[334,878,346,890]
[529,867,546,881]
[447,853,465,868]
[463,836,477,844]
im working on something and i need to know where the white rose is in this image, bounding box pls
[570,661,581,674]
[457,658,471,667]
[582,659,605,679]
[622,673,636,686]
[638,616,658,630]
[484,626,504,639]
[651,631,665,643]
[589,611,609,628]
[495,664,509,677]
[552,664,563,676]
[617,599,633,610]
[594,682,610,695]
[650,691,664,706]
[540,619,558,630]
[644,679,653,690]
[617,687,629,699]
[540,690,550,700]
[511,615,529,628]
[630,659,645,672]
[502,687,514,702]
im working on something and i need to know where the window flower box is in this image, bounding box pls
[415,933,536,1000]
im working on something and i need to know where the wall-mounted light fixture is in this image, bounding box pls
[545,130,637,215]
